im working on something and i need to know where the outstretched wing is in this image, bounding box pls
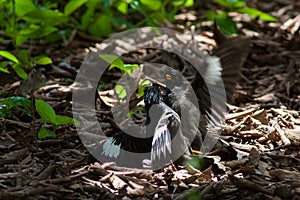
[192,37,250,127]
[150,103,181,168]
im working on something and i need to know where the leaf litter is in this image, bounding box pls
[0,0,300,199]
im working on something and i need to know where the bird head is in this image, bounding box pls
[144,85,163,107]
[165,69,183,90]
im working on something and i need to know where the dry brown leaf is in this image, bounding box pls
[269,169,300,182]
[285,127,300,145]
[109,174,127,190]
[272,121,291,146]
[126,187,145,196]
[255,93,276,103]
[229,142,258,152]
[252,109,269,125]
[229,175,273,195]
[225,108,256,120]
[238,130,263,138]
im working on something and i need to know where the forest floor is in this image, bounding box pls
[0,1,300,199]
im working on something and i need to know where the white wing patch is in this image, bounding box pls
[204,56,222,85]
[102,137,121,158]
[151,103,180,163]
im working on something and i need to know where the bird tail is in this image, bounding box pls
[101,137,121,158]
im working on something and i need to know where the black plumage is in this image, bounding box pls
[90,85,188,169]
[90,128,153,168]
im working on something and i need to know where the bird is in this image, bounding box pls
[89,84,189,169]
[90,32,250,168]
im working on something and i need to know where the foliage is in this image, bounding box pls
[0,0,194,44]
[35,99,78,139]
[127,106,143,117]
[64,0,194,36]
[137,79,151,98]
[0,50,52,80]
[100,54,139,75]
[128,0,193,25]
[0,0,68,46]
[99,54,150,100]
[207,0,278,35]
[0,97,78,139]
[0,0,276,42]
[0,96,31,118]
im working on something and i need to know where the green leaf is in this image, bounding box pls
[206,11,217,21]
[216,0,245,8]
[140,0,161,10]
[137,79,151,98]
[215,12,239,35]
[109,58,125,71]
[0,61,9,73]
[186,156,208,171]
[237,7,278,22]
[184,0,194,7]
[115,84,127,99]
[19,25,58,39]
[34,56,52,65]
[64,0,88,16]
[12,64,28,80]
[116,1,128,14]
[43,29,72,43]
[17,50,31,66]
[15,35,28,46]
[0,51,19,64]
[22,10,68,26]
[103,0,111,9]
[38,127,56,139]
[215,0,229,8]
[55,115,79,126]
[81,2,96,30]
[173,0,192,7]
[100,55,139,75]
[100,54,124,70]
[88,14,112,37]
[35,99,57,124]
[18,25,39,35]
[15,0,36,17]
[122,64,139,75]
[100,54,121,64]
[128,107,143,118]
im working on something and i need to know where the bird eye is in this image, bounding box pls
[165,74,172,80]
